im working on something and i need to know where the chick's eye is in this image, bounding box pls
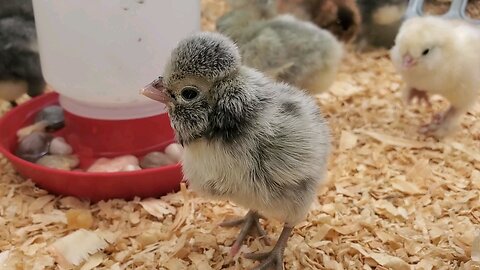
[180,86,199,101]
[422,49,430,56]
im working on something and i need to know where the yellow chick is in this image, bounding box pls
[390,16,480,137]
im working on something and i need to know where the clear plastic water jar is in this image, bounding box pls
[32,0,201,120]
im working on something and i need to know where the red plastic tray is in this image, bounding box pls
[0,92,183,201]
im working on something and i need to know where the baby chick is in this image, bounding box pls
[277,0,362,42]
[142,32,331,269]
[0,0,45,107]
[356,0,407,50]
[216,0,343,96]
[390,16,480,137]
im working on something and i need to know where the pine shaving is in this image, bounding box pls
[472,234,480,262]
[49,229,108,267]
[369,253,410,270]
[448,141,480,162]
[355,129,432,148]
[339,130,358,151]
[0,250,10,266]
[139,198,176,219]
[79,253,105,270]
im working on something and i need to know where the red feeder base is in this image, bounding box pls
[0,92,183,202]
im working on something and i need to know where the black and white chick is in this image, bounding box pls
[216,0,343,96]
[142,32,331,269]
[0,0,45,107]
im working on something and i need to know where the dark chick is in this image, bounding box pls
[216,0,343,96]
[0,0,45,106]
[356,0,408,50]
[142,32,331,269]
[276,0,361,42]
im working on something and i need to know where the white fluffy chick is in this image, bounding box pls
[142,32,331,269]
[390,16,480,137]
[216,0,343,96]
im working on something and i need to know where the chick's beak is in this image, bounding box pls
[140,77,171,104]
[402,54,416,69]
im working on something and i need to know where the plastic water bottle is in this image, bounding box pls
[32,0,201,120]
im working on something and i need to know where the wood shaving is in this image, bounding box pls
[339,130,358,151]
[355,129,434,149]
[79,253,105,270]
[473,234,480,262]
[369,252,410,270]
[0,0,479,269]
[0,250,10,266]
[139,198,177,220]
[448,141,480,162]
[49,229,108,267]
[66,209,94,229]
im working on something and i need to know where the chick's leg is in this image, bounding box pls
[407,88,431,106]
[220,210,270,256]
[244,225,293,270]
[419,106,461,136]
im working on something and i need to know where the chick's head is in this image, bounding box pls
[142,32,244,144]
[390,16,454,73]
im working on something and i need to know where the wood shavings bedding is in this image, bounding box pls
[1,0,480,269]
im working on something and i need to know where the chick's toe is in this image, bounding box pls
[220,210,271,257]
[419,106,459,137]
[244,225,293,270]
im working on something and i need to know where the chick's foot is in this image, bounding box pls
[408,88,431,106]
[244,225,293,270]
[220,210,271,257]
[419,106,458,136]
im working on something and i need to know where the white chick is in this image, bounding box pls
[216,0,343,96]
[390,16,480,137]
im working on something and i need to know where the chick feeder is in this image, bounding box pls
[0,1,200,201]
[405,0,480,23]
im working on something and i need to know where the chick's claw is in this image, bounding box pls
[220,210,271,257]
[419,107,457,136]
[419,122,439,134]
[246,251,283,270]
[245,225,293,270]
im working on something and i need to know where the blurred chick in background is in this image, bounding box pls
[356,0,408,51]
[390,16,480,137]
[216,0,343,96]
[0,0,45,107]
[277,0,361,42]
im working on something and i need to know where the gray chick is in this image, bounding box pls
[356,0,408,51]
[142,32,331,269]
[216,0,343,96]
[0,0,45,107]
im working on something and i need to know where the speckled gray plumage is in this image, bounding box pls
[160,32,331,225]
